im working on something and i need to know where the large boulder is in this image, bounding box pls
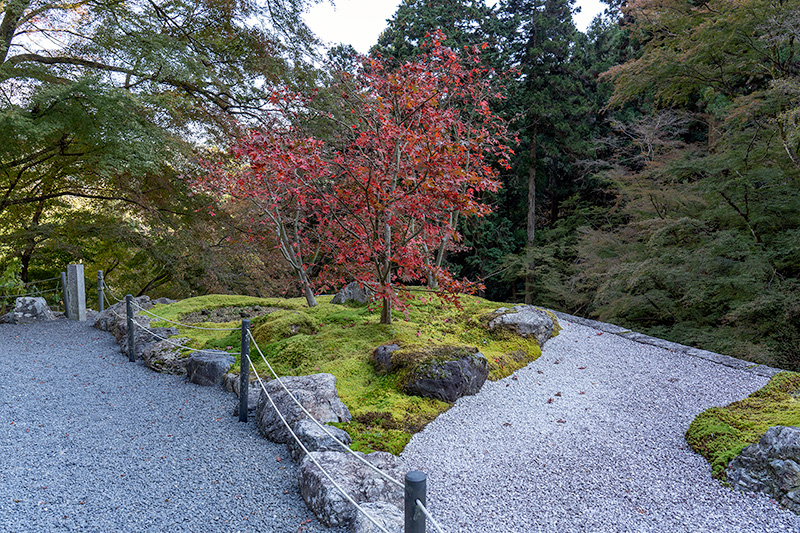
[141,337,192,375]
[331,281,373,305]
[399,346,488,403]
[727,425,800,513]
[185,350,235,387]
[373,344,400,374]
[9,297,56,324]
[486,305,555,347]
[286,419,352,462]
[353,501,404,533]
[256,373,352,443]
[298,450,405,528]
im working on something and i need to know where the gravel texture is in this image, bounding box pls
[0,318,344,533]
[401,316,800,532]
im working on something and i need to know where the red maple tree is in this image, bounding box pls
[199,35,511,322]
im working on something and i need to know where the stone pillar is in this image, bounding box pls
[66,264,87,321]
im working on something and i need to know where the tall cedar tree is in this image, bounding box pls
[500,0,589,303]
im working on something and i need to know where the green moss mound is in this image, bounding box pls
[252,310,318,344]
[148,292,558,454]
[686,371,800,480]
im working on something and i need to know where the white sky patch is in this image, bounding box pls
[305,0,607,55]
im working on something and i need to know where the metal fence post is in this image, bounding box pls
[97,270,104,312]
[61,272,69,318]
[405,471,426,533]
[239,319,251,423]
[126,294,135,362]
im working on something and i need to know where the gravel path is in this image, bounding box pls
[0,318,344,533]
[401,316,800,532]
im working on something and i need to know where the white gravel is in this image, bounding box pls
[0,319,344,532]
[401,317,800,532]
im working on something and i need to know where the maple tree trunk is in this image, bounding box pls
[525,132,536,305]
[302,282,317,308]
[380,220,392,325]
[296,268,317,308]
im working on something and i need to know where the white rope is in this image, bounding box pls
[127,313,237,355]
[247,329,405,490]
[416,499,447,533]
[1,286,61,300]
[22,276,60,286]
[248,361,392,533]
[102,283,124,303]
[130,301,240,331]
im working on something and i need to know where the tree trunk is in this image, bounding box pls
[525,131,537,305]
[302,283,317,308]
[381,292,392,324]
[380,221,393,324]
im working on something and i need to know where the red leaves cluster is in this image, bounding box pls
[197,33,512,321]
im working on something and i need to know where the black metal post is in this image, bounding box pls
[239,319,251,422]
[126,294,135,362]
[404,471,426,533]
[60,272,69,318]
[97,270,104,312]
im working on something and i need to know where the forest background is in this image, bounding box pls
[1,0,798,368]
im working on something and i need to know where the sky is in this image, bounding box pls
[305,0,607,54]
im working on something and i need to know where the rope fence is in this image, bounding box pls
[123,297,444,532]
[247,328,406,490]
[11,264,446,532]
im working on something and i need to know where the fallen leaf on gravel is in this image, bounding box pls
[557,419,566,423]
[555,392,562,397]
[537,370,544,374]
[579,391,585,395]
[547,398,554,404]
[578,367,586,370]
[597,332,603,336]
[276,456,282,462]
[503,422,511,427]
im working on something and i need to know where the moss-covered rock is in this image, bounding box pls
[392,346,489,403]
[686,372,800,480]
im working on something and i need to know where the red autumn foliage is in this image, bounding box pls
[198,33,512,323]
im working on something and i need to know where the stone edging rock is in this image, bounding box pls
[548,310,783,378]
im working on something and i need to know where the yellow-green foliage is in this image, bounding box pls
[686,372,800,480]
[150,293,557,453]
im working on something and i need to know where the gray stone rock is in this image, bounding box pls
[93,295,152,333]
[0,311,14,324]
[298,450,405,528]
[352,501,404,533]
[402,347,489,403]
[141,337,191,375]
[287,419,352,462]
[373,344,400,374]
[256,373,352,443]
[727,425,800,514]
[331,281,373,305]
[11,297,56,324]
[185,350,235,387]
[487,305,555,347]
[152,297,176,305]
